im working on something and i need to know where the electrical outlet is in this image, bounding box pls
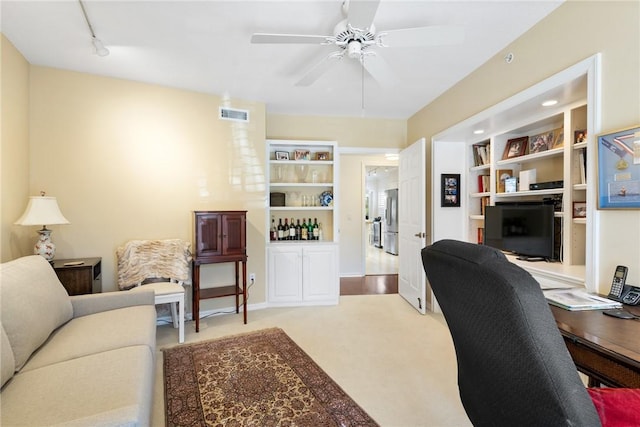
[249,273,256,283]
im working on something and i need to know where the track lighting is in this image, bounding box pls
[79,0,109,57]
[91,36,109,57]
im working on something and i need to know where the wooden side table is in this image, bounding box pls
[52,257,102,295]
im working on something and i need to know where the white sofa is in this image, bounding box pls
[1,255,157,426]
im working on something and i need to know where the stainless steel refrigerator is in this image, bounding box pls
[384,188,399,255]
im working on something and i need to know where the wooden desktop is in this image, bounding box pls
[550,304,640,388]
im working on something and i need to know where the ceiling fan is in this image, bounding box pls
[250,0,465,87]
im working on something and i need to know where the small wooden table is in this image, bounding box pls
[52,257,102,295]
[550,304,640,388]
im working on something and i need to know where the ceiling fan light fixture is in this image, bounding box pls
[348,40,362,58]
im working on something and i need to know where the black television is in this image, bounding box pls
[484,203,556,261]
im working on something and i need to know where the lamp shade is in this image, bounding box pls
[14,196,70,226]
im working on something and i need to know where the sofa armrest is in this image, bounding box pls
[70,289,155,318]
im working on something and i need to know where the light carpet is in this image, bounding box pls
[163,327,379,426]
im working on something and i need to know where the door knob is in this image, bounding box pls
[414,232,425,238]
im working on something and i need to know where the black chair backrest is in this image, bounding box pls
[421,239,600,427]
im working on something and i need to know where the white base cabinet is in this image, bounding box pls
[267,243,339,306]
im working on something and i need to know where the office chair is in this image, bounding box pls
[117,239,191,343]
[421,239,639,427]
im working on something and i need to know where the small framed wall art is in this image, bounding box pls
[441,174,461,207]
[597,125,640,209]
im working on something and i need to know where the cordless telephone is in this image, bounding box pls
[607,265,628,300]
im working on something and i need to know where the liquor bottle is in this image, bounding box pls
[283,218,290,241]
[318,222,324,241]
[289,217,296,240]
[295,219,302,240]
[313,218,319,240]
[307,218,314,240]
[277,218,284,240]
[270,217,277,241]
[301,218,308,240]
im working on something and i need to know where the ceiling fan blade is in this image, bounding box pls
[380,25,465,48]
[361,53,398,88]
[295,51,344,87]
[251,33,332,44]
[347,0,380,31]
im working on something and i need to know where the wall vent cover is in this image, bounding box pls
[219,107,249,122]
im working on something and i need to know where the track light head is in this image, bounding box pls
[92,36,110,57]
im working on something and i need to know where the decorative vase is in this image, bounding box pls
[34,228,55,260]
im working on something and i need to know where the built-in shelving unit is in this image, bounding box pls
[432,55,600,292]
[265,139,340,307]
[467,102,588,268]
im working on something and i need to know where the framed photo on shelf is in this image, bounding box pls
[596,125,640,209]
[551,127,564,149]
[275,151,289,160]
[502,136,527,159]
[529,131,554,154]
[572,201,587,218]
[315,152,330,161]
[441,174,460,207]
[574,129,587,144]
[294,149,310,161]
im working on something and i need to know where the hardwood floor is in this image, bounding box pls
[340,274,398,295]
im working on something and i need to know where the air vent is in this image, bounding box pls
[219,107,249,122]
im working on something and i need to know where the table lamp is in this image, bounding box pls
[14,192,70,261]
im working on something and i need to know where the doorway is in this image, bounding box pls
[364,164,399,275]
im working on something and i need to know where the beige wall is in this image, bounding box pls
[267,114,406,148]
[408,1,640,289]
[4,60,268,314]
[1,35,31,262]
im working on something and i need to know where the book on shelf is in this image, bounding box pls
[472,142,490,166]
[477,227,484,244]
[480,197,490,215]
[543,288,622,311]
[477,175,490,193]
[579,148,587,184]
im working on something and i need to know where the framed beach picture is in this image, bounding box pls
[597,125,640,209]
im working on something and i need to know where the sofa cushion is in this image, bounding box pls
[1,324,15,387]
[21,305,156,372]
[0,256,73,371]
[0,345,154,426]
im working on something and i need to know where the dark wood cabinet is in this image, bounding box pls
[193,211,247,332]
[52,257,102,295]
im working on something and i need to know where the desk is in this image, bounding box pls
[551,305,640,388]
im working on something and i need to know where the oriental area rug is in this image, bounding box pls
[163,327,379,426]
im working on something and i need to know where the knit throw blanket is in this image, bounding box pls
[116,239,192,290]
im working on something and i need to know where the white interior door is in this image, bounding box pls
[398,138,427,314]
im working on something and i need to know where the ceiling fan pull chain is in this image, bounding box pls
[361,56,365,112]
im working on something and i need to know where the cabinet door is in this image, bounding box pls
[222,212,246,256]
[195,213,222,259]
[302,245,338,302]
[268,246,303,303]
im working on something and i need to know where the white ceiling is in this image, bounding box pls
[1,0,563,119]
